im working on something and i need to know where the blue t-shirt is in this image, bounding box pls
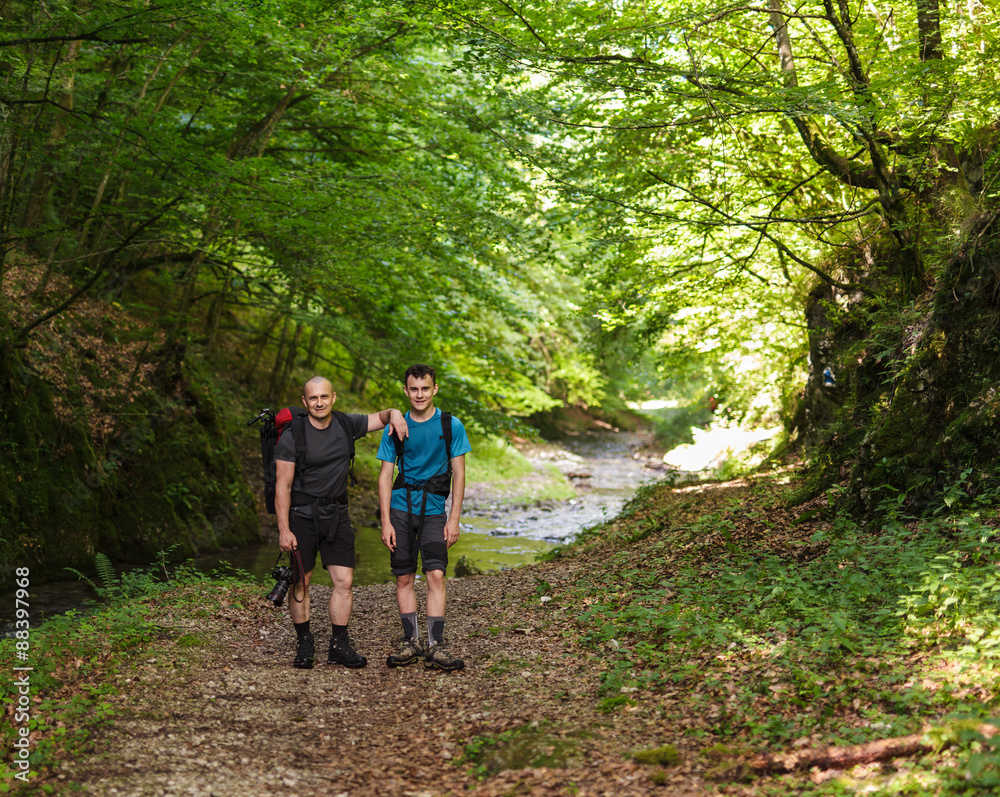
[376,408,472,515]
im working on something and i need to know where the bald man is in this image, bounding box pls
[275,376,407,669]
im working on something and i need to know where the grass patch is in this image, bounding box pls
[466,435,538,481]
[0,556,257,789]
[465,434,575,504]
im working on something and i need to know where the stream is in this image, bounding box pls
[1,431,663,633]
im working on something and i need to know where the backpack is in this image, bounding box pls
[390,412,453,518]
[248,407,358,514]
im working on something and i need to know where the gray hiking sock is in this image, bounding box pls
[428,616,445,646]
[400,612,419,640]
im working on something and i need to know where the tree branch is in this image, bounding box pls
[10,197,183,346]
[644,170,876,295]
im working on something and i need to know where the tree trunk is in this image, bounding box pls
[916,0,943,61]
[21,40,81,237]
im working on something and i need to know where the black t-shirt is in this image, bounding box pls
[274,412,368,502]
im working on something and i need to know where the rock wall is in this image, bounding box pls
[792,213,1000,517]
[0,353,259,591]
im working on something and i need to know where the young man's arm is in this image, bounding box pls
[366,408,408,439]
[444,454,466,547]
[276,459,297,552]
[378,459,397,552]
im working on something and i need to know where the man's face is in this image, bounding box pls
[302,379,336,422]
[404,374,438,413]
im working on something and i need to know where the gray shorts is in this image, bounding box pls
[388,508,447,575]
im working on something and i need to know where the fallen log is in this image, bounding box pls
[750,723,1000,775]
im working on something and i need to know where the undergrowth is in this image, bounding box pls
[557,470,1000,794]
[0,555,256,792]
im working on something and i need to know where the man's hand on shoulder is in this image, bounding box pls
[368,407,409,436]
[388,408,408,439]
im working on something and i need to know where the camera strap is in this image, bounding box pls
[290,549,307,604]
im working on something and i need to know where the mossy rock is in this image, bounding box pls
[793,218,1000,517]
[632,745,682,767]
[465,723,587,776]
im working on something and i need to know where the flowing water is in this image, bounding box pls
[1,432,663,632]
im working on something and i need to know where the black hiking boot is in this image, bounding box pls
[387,637,425,668]
[293,632,315,669]
[328,633,367,668]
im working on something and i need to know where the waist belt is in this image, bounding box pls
[291,490,348,508]
[293,490,348,541]
[392,473,451,499]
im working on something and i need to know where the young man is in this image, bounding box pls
[377,364,472,671]
[276,375,408,670]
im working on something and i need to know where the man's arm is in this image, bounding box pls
[444,454,466,547]
[367,408,408,440]
[275,459,297,552]
[378,459,397,552]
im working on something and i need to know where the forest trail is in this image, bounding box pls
[50,435,758,796]
[60,557,706,797]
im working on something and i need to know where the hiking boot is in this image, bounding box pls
[327,633,367,668]
[293,633,315,669]
[423,641,464,672]
[387,637,425,668]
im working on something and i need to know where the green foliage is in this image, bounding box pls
[454,555,486,577]
[64,553,121,601]
[565,473,1000,755]
[791,228,1000,517]
[0,343,258,590]
[943,722,1000,793]
[598,694,637,713]
[645,403,716,451]
[64,546,217,602]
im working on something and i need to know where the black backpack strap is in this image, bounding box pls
[331,411,358,487]
[260,410,277,514]
[291,413,308,473]
[287,413,319,531]
[391,428,406,480]
[441,412,453,475]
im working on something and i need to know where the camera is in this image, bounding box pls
[266,565,295,607]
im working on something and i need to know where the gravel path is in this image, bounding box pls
[59,557,700,797]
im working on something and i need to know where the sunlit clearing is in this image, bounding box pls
[663,423,782,471]
[627,399,678,410]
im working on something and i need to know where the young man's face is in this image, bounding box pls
[404,374,438,413]
[302,379,336,422]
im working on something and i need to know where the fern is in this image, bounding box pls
[66,553,121,600]
[64,567,104,598]
[95,553,120,595]
[66,547,193,602]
